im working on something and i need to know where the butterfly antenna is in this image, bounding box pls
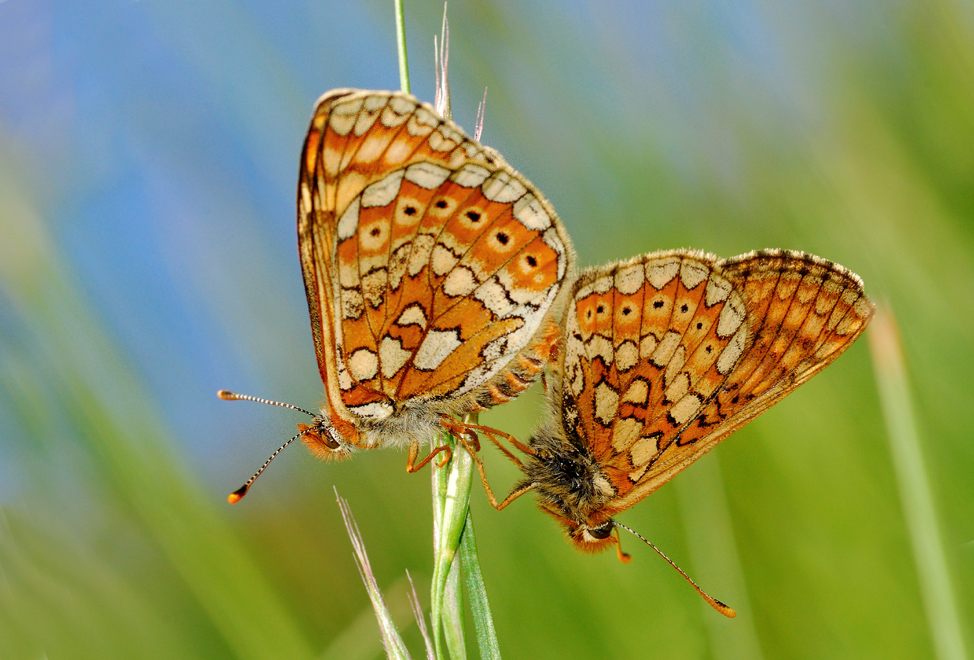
[227,428,308,504]
[217,390,317,418]
[614,521,737,618]
[217,390,318,503]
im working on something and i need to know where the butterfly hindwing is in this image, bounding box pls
[556,249,872,514]
[298,90,573,429]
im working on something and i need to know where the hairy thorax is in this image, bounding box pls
[519,426,616,528]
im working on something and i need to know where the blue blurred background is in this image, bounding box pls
[1,1,972,658]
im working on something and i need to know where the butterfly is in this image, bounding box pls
[465,248,873,616]
[220,89,575,500]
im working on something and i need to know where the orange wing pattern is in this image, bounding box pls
[556,249,873,515]
[297,90,573,430]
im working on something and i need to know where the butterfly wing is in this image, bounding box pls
[559,249,872,516]
[298,90,573,424]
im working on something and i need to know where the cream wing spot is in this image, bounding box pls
[337,360,353,391]
[397,304,427,327]
[663,372,690,403]
[615,264,644,295]
[348,348,379,381]
[776,272,802,301]
[717,326,747,375]
[439,124,464,143]
[300,182,312,214]
[407,235,436,276]
[414,329,463,371]
[568,364,585,397]
[348,401,394,421]
[716,294,746,338]
[359,222,390,253]
[481,336,508,362]
[615,340,639,371]
[680,260,709,290]
[428,128,458,152]
[355,133,391,165]
[451,163,491,188]
[622,379,649,404]
[474,277,514,317]
[406,115,436,138]
[341,288,364,319]
[646,258,680,289]
[670,393,703,426]
[362,95,387,112]
[408,106,439,136]
[817,281,843,316]
[629,465,649,482]
[512,195,552,230]
[361,269,387,308]
[337,198,361,241]
[663,345,687,387]
[405,162,451,189]
[387,95,416,116]
[705,276,733,306]
[587,334,614,366]
[853,296,873,320]
[443,266,478,297]
[384,138,413,166]
[482,171,527,203]
[594,382,620,426]
[836,293,868,335]
[591,276,613,295]
[795,277,820,305]
[631,435,660,467]
[380,104,411,128]
[379,336,412,379]
[361,170,405,208]
[353,107,381,136]
[639,334,659,359]
[329,107,359,136]
[431,244,459,276]
[611,418,643,452]
[651,330,682,367]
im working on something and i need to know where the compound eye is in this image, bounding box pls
[587,522,613,540]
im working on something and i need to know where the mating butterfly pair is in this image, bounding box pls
[221,89,873,616]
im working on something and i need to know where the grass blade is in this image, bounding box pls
[869,306,969,660]
[336,490,411,660]
[459,512,501,660]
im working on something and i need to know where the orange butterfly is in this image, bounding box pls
[466,248,873,616]
[220,89,575,500]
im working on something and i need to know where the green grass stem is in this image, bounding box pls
[869,306,969,660]
[394,0,410,94]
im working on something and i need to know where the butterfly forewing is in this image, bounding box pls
[556,249,872,515]
[298,89,573,435]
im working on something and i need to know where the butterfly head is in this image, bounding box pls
[522,426,622,553]
[298,411,357,461]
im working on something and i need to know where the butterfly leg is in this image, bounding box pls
[406,440,452,473]
[469,423,537,464]
[439,416,536,464]
[447,429,536,511]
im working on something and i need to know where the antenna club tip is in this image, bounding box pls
[715,601,737,618]
[227,485,249,504]
[217,390,235,400]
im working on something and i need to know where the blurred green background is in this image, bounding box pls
[1,1,972,658]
